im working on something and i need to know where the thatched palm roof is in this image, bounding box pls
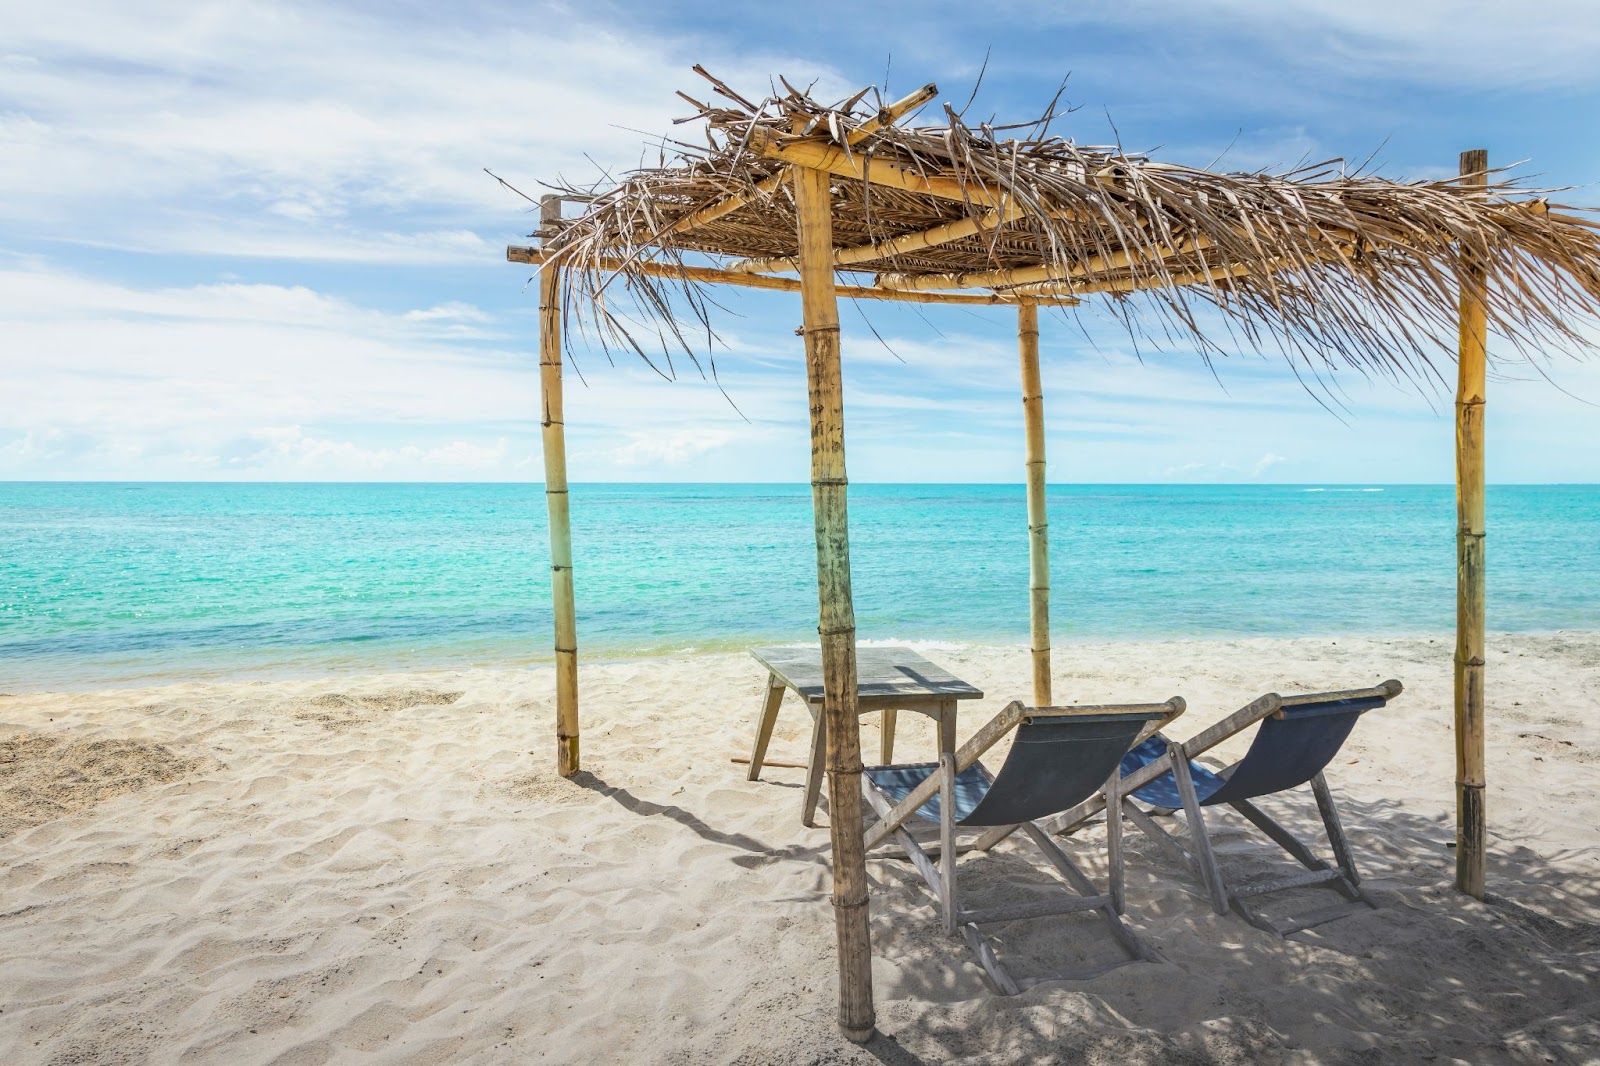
[517,70,1600,382]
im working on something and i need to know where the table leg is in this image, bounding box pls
[747,675,786,781]
[880,708,898,765]
[802,704,827,827]
[938,700,957,756]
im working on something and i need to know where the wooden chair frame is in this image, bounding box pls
[861,698,1184,993]
[1047,682,1402,938]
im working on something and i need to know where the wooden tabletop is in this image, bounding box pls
[750,645,984,705]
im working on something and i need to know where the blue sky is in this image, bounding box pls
[4,0,1599,483]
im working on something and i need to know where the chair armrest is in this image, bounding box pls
[1277,679,1403,708]
[864,700,1029,851]
[1179,692,1283,760]
[1179,680,1401,762]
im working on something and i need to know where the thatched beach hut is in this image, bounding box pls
[507,69,1600,1041]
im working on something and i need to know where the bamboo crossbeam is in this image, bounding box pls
[1017,303,1051,706]
[657,83,938,241]
[1455,148,1489,901]
[1074,260,1258,295]
[505,246,1081,305]
[877,234,1214,293]
[726,204,1024,275]
[536,197,580,777]
[869,197,1541,296]
[850,82,939,140]
[750,129,1019,212]
[795,164,875,1045]
[659,172,789,239]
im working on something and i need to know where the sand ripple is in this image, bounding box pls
[1,637,1597,1064]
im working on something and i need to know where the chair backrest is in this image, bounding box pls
[1201,694,1388,807]
[959,710,1166,827]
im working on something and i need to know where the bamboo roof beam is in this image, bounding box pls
[506,246,1081,305]
[877,234,1215,293]
[750,129,1036,213]
[658,84,939,240]
[847,82,938,140]
[657,172,789,240]
[1071,261,1256,295]
[726,204,1025,275]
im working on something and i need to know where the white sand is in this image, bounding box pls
[2,633,1597,1065]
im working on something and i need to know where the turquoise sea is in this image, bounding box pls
[1,483,1596,691]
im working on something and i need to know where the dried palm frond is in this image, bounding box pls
[526,71,1600,384]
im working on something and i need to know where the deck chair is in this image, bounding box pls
[1051,680,1402,937]
[860,696,1186,994]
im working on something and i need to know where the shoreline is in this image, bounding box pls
[6,625,1599,696]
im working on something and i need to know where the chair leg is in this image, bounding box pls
[1222,792,1376,931]
[1022,823,1155,964]
[939,754,958,936]
[961,924,1022,996]
[1311,772,1377,907]
[1123,801,1195,869]
[1169,743,1229,915]
[880,708,898,765]
[1228,798,1332,873]
[801,705,827,828]
[747,676,785,781]
[937,700,957,758]
[1105,769,1126,915]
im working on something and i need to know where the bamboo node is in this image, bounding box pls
[554,646,577,654]
[817,625,856,637]
[799,324,842,335]
[812,477,849,486]
[831,893,871,910]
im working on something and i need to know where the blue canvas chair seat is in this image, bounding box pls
[861,699,1185,995]
[1121,695,1386,810]
[1068,682,1402,937]
[868,713,1165,827]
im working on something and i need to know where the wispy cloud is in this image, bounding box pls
[1,2,850,261]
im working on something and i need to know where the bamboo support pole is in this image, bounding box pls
[505,247,1080,306]
[537,196,581,777]
[1455,148,1489,899]
[1017,303,1051,706]
[794,163,875,1043]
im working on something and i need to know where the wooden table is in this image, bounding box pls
[746,645,985,826]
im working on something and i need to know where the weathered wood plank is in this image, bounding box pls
[749,645,985,703]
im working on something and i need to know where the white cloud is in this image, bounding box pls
[1252,452,1288,477]
[229,426,513,473]
[1033,0,1600,90]
[0,1,853,261]
[612,429,734,466]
